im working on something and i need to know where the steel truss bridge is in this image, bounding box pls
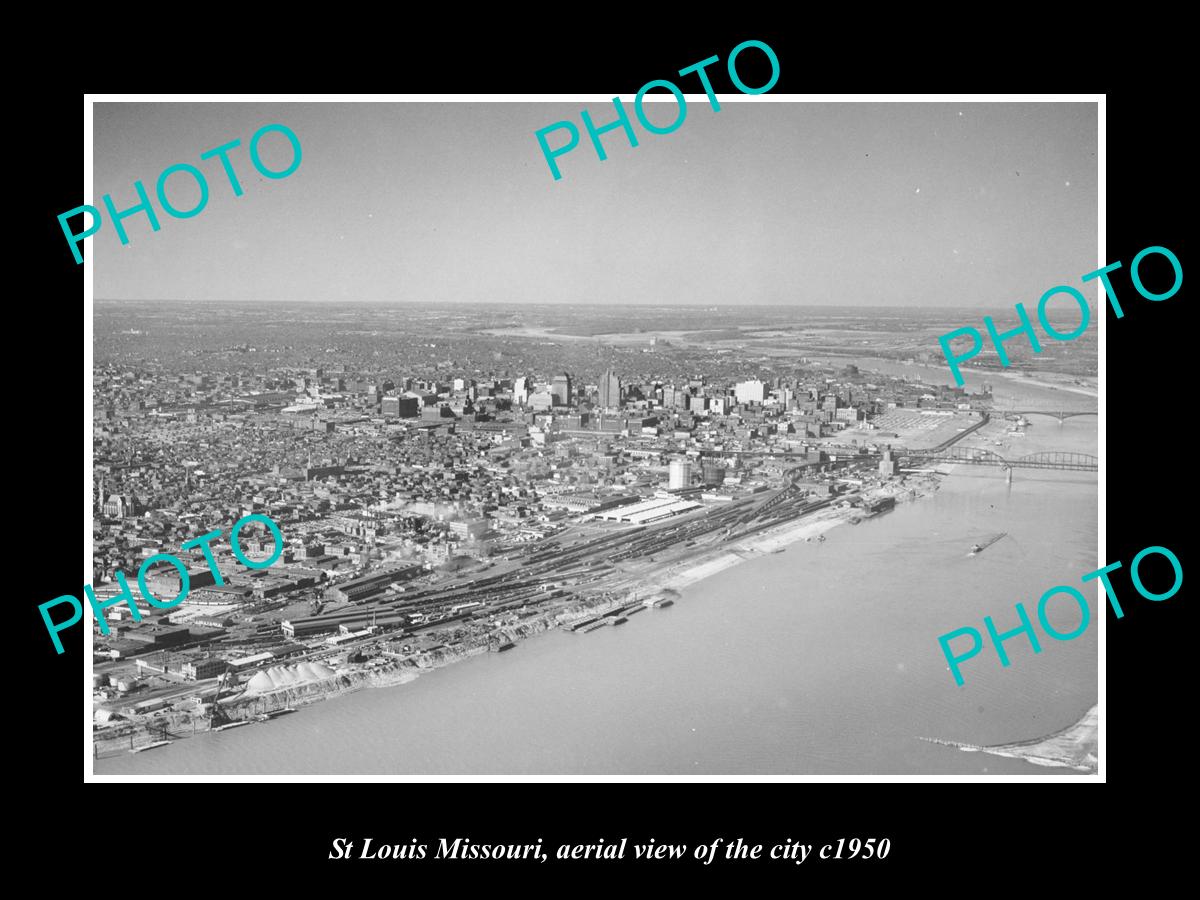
[898,446,1097,471]
[994,409,1098,422]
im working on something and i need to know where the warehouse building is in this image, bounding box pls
[593,495,702,525]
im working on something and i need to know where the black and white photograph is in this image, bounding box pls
[81,96,1101,778]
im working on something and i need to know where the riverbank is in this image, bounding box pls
[95,474,943,762]
[921,704,1098,773]
[629,475,941,598]
[992,369,1098,398]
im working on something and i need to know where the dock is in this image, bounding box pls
[130,740,172,753]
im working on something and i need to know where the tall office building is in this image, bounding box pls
[735,380,768,404]
[513,376,530,406]
[551,374,572,407]
[668,459,692,490]
[879,448,898,477]
[599,369,622,409]
[383,396,419,418]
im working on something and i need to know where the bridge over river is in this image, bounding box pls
[696,409,1096,472]
[897,446,1097,471]
[993,409,1098,423]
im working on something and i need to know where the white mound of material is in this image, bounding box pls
[245,661,337,694]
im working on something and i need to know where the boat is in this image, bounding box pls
[652,597,674,608]
[213,720,250,732]
[489,641,515,652]
[130,740,172,753]
[259,708,296,720]
[969,532,1007,556]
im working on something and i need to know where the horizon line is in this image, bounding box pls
[94,298,1092,312]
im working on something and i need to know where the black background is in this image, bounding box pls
[26,24,1186,888]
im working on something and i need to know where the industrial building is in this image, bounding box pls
[140,564,217,602]
[327,564,424,603]
[228,651,275,671]
[701,459,726,486]
[282,608,409,639]
[448,518,490,542]
[181,657,228,680]
[122,624,192,648]
[593,495,702,525]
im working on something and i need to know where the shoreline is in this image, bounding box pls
[96,475,943,763]
[920,704,1098,773]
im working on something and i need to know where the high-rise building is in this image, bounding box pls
[668,459,692,490]
[599,369,622,409]
[734,380,768,404]
[513,376,530,406]
[879,448,898,477]
[382,396,419,418]
[551,374,572,407]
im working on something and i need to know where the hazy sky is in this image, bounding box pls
[94,101,1097,307]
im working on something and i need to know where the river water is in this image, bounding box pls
[97,411,1097,777]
